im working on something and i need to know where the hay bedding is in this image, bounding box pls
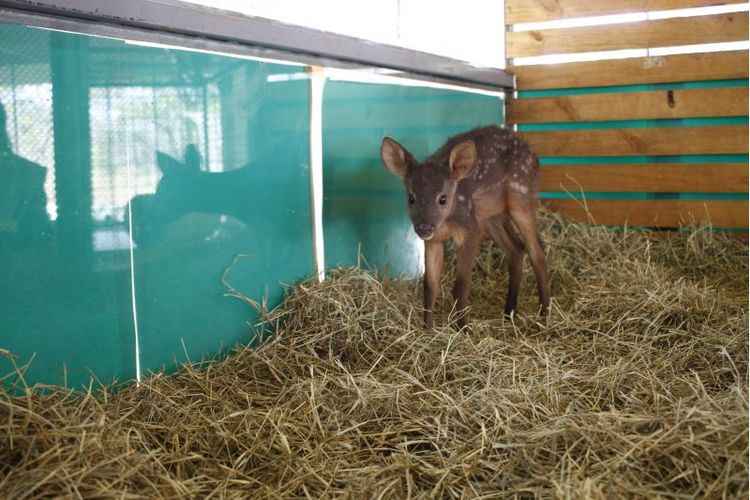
[1,212,747,499]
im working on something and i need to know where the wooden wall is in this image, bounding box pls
[505,0,749,231]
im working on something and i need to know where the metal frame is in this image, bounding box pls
[0,0,514,91]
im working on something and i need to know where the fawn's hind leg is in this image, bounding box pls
[507,195,550,315]
[487,215,525,316]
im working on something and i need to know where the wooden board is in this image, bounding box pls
[512,50,749,90]
[508,87,748,123]
[521,125,749,156]
[507,12,748,57]
[543,199,749,227]
[539,163,748,192]
[506,0,747,24]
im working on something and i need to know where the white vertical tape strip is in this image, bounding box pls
[125,128,142,384]
[308,66,326,282]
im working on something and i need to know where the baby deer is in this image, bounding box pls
[381,125,550,328]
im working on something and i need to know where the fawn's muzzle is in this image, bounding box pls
[414,223,435,240]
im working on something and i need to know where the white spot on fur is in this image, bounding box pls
[509,181,528,194]
[458,195,465,202]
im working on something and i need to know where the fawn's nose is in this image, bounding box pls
[414,223,435,239]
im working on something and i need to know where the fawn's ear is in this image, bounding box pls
[381,137,411,178]
[156,151,183,177]
[448,140,477,180]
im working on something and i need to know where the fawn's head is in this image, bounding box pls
[381,137,476,240]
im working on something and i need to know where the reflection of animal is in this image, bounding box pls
[381,125,550,329]
[129,145,270,247]
[0,101,50,241]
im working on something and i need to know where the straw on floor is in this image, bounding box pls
[1,211,747,499]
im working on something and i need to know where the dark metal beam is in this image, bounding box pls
[0,0,514,90]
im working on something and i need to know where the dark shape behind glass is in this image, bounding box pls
[129,143,288,247]
[0,101,52,245]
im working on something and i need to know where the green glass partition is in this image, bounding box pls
[0,23,313,387]
[0,26,138,388]
[322,82,503,277]
[128,56,313,374]
[1,20,504,388]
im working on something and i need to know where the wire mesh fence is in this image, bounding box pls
[1,24,227,251]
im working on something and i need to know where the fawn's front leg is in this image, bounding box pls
[423,240,444,328]
[452,235,481,329]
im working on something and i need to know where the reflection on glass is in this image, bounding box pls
[89,82,224,250]
[1,20,500,388]
[130,144,248,246]
[0,100,51,243]
[1,23,313,387]
[0,26,137,388]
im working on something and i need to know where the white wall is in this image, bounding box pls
[182,0,505,68]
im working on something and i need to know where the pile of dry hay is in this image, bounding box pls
[1,212,748,499]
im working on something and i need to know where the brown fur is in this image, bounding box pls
[381,125,550,328]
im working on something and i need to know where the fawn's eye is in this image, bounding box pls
[438,194,447,205]
[408,193,416,205]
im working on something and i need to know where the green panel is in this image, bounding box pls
[322,82,503,277]
[1,23,315,386]
[119,49,313,374]
[0,25,136,388]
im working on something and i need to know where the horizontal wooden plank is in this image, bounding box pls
[543,199,749,227]
[512,51,749,90]
[508,87,748,123]
[521,125,748,156]
[540,163,748,192]
[506,0,747,24]
[507,12,748,57]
